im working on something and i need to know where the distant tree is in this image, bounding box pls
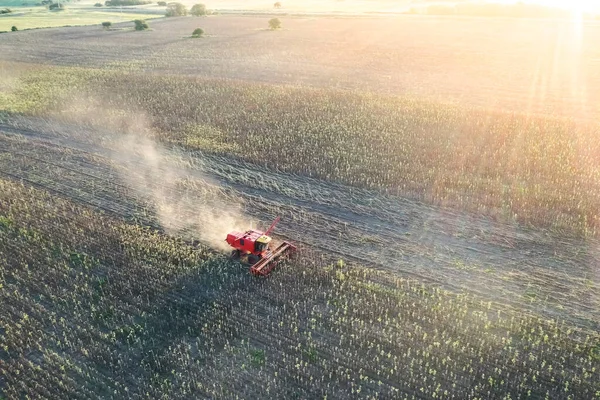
[165,2,187,16]
[268,18,281,29]
[0,8,12,13]
[94,2,103,6]
[191,27,204,37]
[274,2,281,8]
[157,1,166,5]
[48,2,64,10]
[102,21,112,29]
[190,3,206,16]
[134,19,149,30]
[11,26,18,31]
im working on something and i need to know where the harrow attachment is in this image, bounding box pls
[249,241,297,277]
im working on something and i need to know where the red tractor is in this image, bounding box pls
[226,216,296,276]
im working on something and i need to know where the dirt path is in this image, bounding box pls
[0,117,598,330]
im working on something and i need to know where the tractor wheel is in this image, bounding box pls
[230,250,241,260]
[248,254,260,265]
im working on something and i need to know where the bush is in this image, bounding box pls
[165,2,186,16]
[0,8,12,14]
[48,2,64,9]
[274,2,281,8]
[190,3,206,16]
[268,18,281,30]
[191,27,203,37]
[134,19,149,30]
[102,21,112,29]
[94,2,102,6]
[157,1,166,5]
[11,26,18,32]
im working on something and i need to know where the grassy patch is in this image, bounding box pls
[0,215,12,230]
[183,124,240,153]
[0,8,162,31]
[249,349,265,366]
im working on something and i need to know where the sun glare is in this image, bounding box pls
[526,0,599,12]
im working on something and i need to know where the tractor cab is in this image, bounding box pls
[255,235,272,253]
[226,230,272,256]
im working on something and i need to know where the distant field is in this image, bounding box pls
[0,0,26,6]
[204,0,414,14]
[0,0,416,19]
[0,8,162,31]
[2,15,599,119]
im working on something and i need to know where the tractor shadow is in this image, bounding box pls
[97,254,257,391]
[102,248,334,395]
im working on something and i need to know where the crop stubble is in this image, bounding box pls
[0,119,598,331]
[1,169,599,398]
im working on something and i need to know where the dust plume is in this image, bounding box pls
[112,132,251,251]
[54,95,251,251]
[0,61,38,93]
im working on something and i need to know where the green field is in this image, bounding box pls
[0,8,162,31]
[0,0,28,5]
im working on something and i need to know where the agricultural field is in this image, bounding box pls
[1,15,600,119]
[0,9,162,32]
[1,120,599,398]
[0,0,165,32]
[1,13,600,399]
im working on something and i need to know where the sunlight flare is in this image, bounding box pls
[524,0,598,12]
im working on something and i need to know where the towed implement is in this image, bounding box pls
[226,217,296,276]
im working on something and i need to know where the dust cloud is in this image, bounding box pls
[55,96,251,252]
[112,132,251,251]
